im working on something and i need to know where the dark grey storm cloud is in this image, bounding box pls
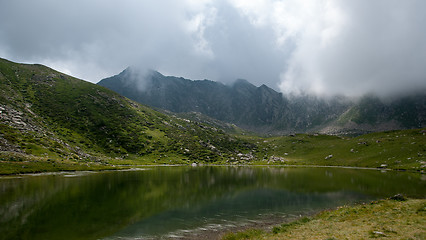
[1,0,425,96]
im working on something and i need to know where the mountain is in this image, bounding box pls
[98,68,426,134]
[1,58,424,173]
[335,94,426,131]
[0,58,256,173]
[98,68,349,134]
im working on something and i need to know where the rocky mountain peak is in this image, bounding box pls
[98,68,426,135]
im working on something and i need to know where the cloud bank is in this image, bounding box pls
[0,0,425,96]
[277,0,426,96]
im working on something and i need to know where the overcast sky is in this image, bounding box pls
[1,0,425,96]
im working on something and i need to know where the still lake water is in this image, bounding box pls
[0,166,425,240]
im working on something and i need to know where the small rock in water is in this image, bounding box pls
[191,163,197,167]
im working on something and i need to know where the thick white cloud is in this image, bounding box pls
[278,0,426,96]
[0,0,425,96]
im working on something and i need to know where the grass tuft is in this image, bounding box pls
[222,229,264,240]
[272,216,311,234]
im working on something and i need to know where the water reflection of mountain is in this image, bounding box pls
[0,167,424,240]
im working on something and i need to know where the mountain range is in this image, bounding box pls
[1,58,425,174]
[98,68,426,135]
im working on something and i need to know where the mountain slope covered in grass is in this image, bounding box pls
[334,94,426,133]
[247,128,425,171]
[0,58,255,174]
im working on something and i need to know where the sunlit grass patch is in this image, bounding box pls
[260,198,426,240]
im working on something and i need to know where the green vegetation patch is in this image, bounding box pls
[223,198,426,240]
[272,216,311,234]
[222,229,265,240]
[252,128,426,170]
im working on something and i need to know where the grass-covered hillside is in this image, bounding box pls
[0,58,254,174]
[246,129,425,171]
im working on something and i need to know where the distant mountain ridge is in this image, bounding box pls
[98,68,426,134]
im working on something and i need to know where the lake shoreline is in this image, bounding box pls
[220,197,426,240]
[163,209,324,240]
[1,163,421,177]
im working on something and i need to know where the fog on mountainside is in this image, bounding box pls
[98,68,426,135]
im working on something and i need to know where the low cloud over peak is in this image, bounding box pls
[1,0,425,97]
[278,0,426,97]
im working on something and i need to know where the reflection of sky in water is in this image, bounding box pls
[1,166,425,240]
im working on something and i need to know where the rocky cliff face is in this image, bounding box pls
[98,67,426,135]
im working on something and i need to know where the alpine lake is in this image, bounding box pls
[1,166,425,240]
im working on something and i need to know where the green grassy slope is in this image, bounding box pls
[337,94,425,129]
[249,128,425,171]
[0,58,254,174]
